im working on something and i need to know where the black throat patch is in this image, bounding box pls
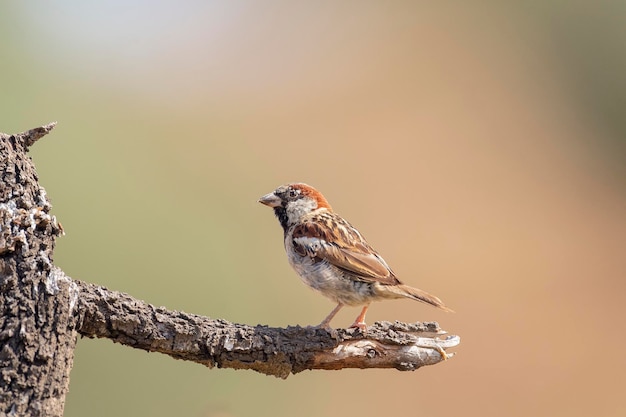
[273,207,290,236]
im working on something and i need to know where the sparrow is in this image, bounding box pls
[258,183,452,330]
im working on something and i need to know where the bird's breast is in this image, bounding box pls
[284,233,376,306]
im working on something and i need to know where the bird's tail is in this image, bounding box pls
[393,284,454,313]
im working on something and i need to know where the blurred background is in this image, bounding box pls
[2,1,625,416]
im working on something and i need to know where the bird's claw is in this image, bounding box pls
[306,323,339,339]
[349,321,368,333]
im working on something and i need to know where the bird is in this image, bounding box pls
[258,183,452,330]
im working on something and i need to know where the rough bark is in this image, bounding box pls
[74,273,458,377]
[1,123,76,417]
[0,124,460,416]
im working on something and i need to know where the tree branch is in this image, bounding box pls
[67,267,458,378]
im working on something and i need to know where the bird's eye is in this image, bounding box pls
[288,189,298,198]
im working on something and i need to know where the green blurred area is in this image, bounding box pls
[2,2,625,417]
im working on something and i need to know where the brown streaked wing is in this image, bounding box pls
[292,214,400,285]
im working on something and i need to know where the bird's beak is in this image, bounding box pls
[258,192,282,208]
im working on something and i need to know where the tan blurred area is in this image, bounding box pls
[2,2,625,417]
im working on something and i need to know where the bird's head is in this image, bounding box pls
[258,183,331,231]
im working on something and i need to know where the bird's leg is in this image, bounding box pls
[349,305,370,330]
[317,303,343,330]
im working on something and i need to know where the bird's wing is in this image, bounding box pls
[291,213,400,286]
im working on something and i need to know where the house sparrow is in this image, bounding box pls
[259,183,452,330]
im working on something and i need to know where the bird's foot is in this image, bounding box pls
[306,323,339,339]
[349,321,368,333]
[348,305,369,333]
